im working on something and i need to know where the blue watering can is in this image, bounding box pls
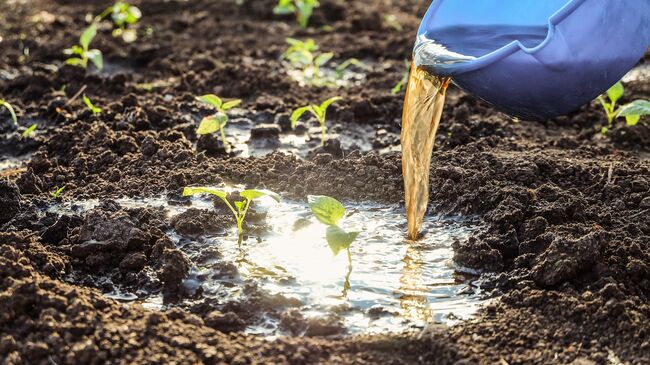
[415,0,650,120]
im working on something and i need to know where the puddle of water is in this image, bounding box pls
[51,193,484,335]
[286,63,367,88]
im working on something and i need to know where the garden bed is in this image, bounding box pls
[1,0,649,364]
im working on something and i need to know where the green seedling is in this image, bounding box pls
[598,81,650,133]
[283,38,364,87]
[64,23,103,70]
[383,14,403,32]
[274,0,319,29]
[308,195,359,295]
[195,94,242,150]
[284,38,331,84]
[97,1,142,42]
[22,124,37,138]
[50,186,65,198]
[391,60,410,95]
[291,96,341,146]
[83,95,102,115]
[182,187,280,244]
[0,99,17,125]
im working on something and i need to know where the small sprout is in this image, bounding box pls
[64,23,103,70]
[97,1,142,42]
[50,186,66,198]
[83,94,102,115]
[391,60,410,95]
[598,81,650,130]
[22,124,37,138]
[335,58,368,79]
[308,195,359,294]
[274,0,319,29]
[195,94,242,150]
[383,14,403,32]
[182,186,280,244]
[0,99,17,125]
[283,38,366,87]
[291,96,341,146]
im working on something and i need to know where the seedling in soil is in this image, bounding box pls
[50,186,66,199]
[391,60,410,95]
[291,96,341,146]
[97,1,142,42]
[22,124,37,138]
[182,187,280,244]
[274,0,319,29]
[83,95,102,115]
[598,81,650,133]
[195,94,242,151]
[64,23,104,70]
[0,99,17,125]
[283,38,365,87]
[308,195,359,295]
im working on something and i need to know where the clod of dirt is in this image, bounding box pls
[0,180,21,225]
[204,311,247,333]
[158,248,191,300]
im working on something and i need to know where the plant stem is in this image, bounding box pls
[220,127,230,150]
[320,122,326,146]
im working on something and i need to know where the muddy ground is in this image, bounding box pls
[1,0,649,364]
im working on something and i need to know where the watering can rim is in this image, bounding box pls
[419,0,586,75]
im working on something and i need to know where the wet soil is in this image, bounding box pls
[1,0,649,364]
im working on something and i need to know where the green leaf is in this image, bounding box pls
[86,49,103,70]
[325,225,359,256]
[234,201,245,213]
[22,123,37,138]
[197,94,223,110]
[314,52,333,67]
[221,99,242,111]
[50,186,66,198]
[317,96,341,121]
[182,186,228,199]
[240,189,281,202]
[80,23,97,50]
[626,115,640,126]
[617,100,650,118]
[290,105,313,129]
[391,80,404,95]
[82,95,102,114]
[64,58,85,67]
[274,0,296,14]
[308,195,345,226]
[197,114,227,135]
[606,81,624,105]
[0,100,17,125]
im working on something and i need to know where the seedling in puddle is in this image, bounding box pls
[308,195,359,295]
[64,23,103,70]
[182,186,280,244]
[291,96,342,146]
[83,95,102,115]
[598,81,650,133]
[22,124,37,138]
[274,0,319,29]
[97,1,142,42]
[195,94,241,150]
[283,38,365,87]
[50,186,65,199]
[0,99,17,125]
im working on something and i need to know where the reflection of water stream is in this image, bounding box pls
[398,241,433,323]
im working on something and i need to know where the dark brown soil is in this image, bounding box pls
[1,0,649,364]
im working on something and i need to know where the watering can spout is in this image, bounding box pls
[415,0,650,120]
